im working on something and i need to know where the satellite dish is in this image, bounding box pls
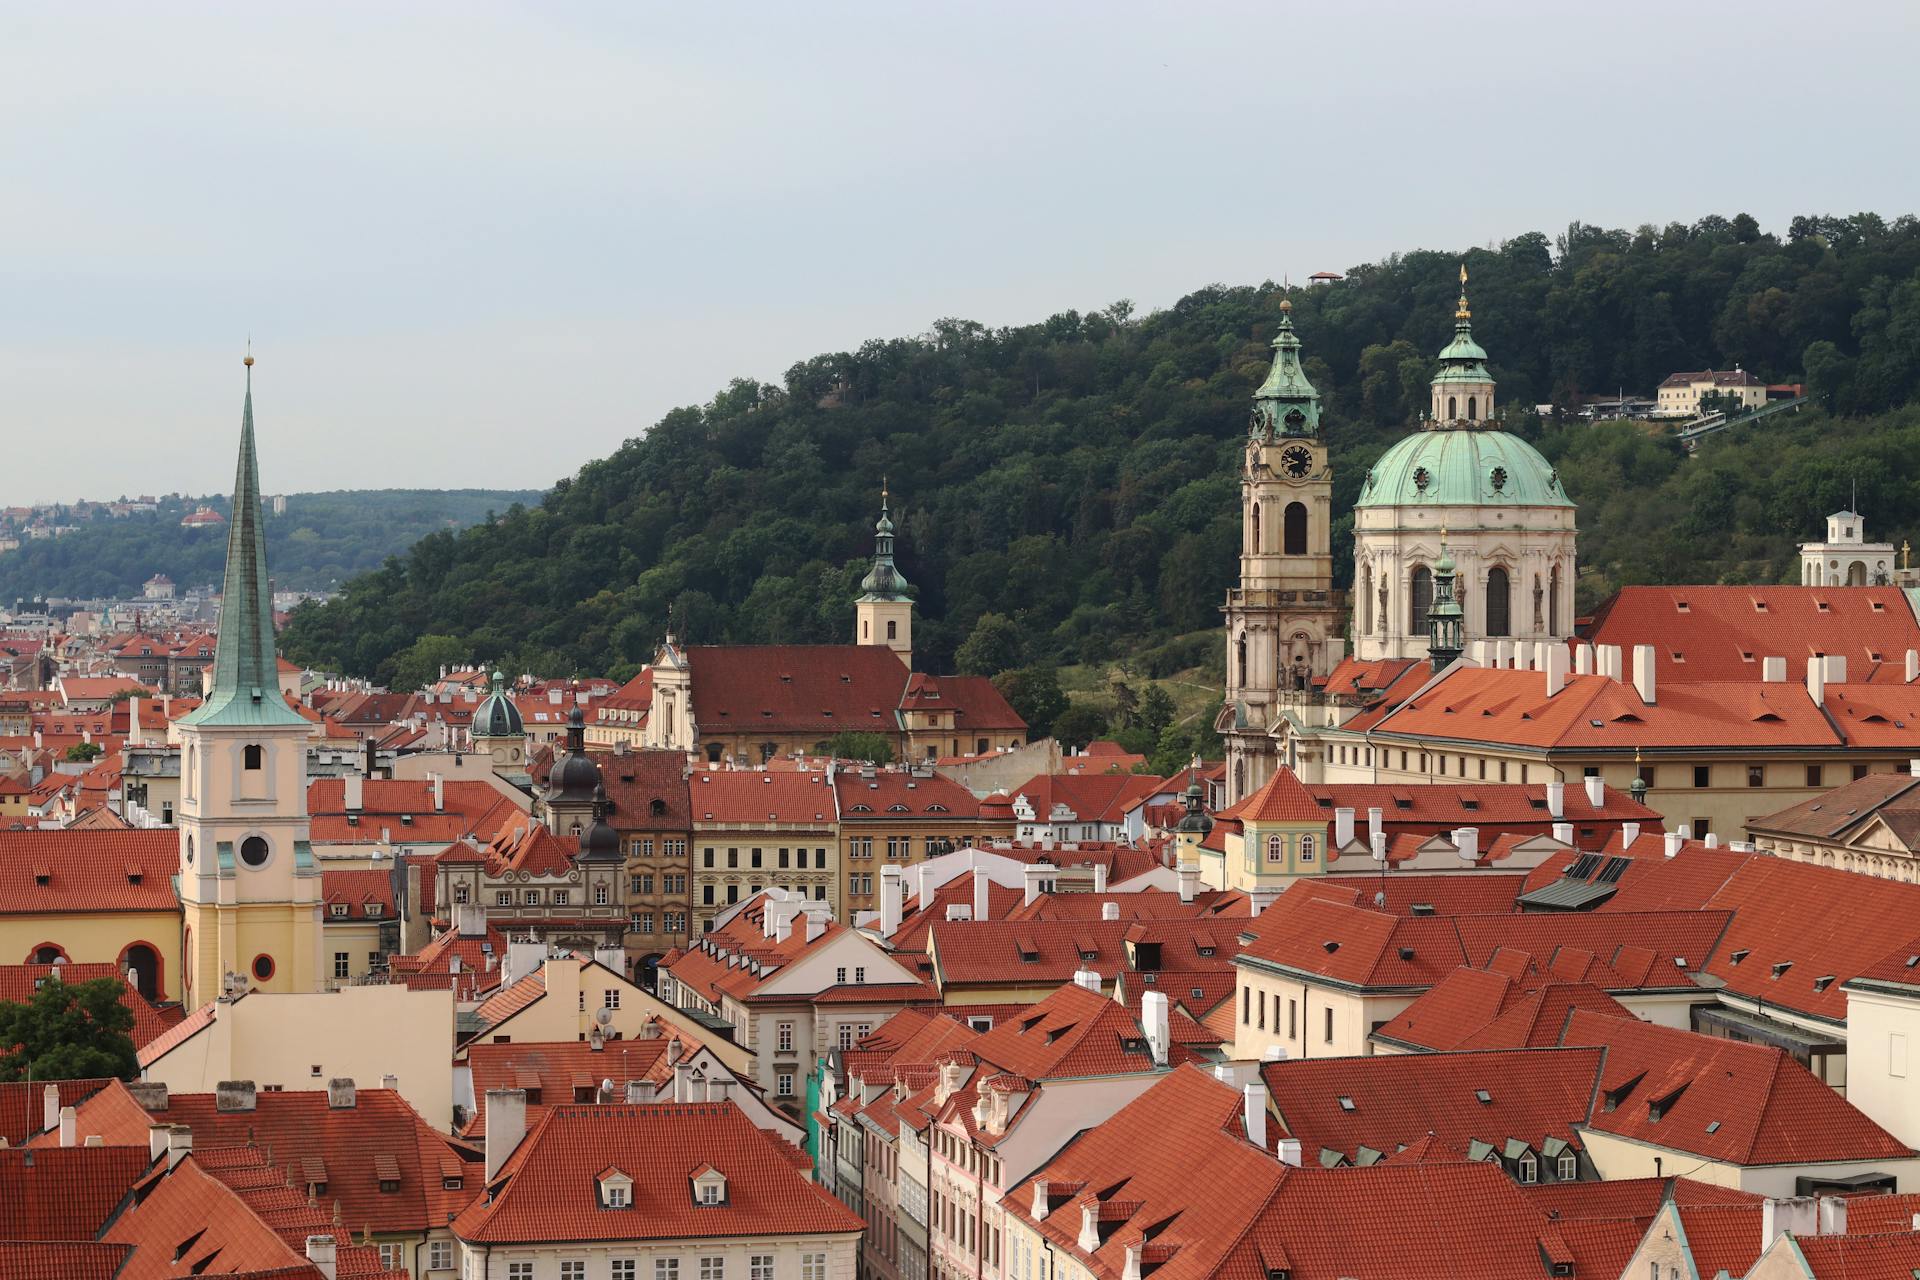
[596,1008,614,1026]
[1373,891,1386,908]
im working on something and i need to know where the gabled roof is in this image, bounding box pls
[595,748,692,828]
[954,980,1171,1081]
[1261,1047,1604,1167]
[685,644,912,735]
[461,1037,677,1138]
[0,830,179,914]
[1562,1009,1912,1165]
[451,1102,859,1244]
[0,1078,115,1146]
[689,769,835,824]
[1588,584,1920,686]
[833,768,984,819]
[0,1242,132,1280]
[1748,770,1920,842]
[929,917,1234,989]
[899,673,1026,730]
[1226,766,1325,823]
[0,1144,151,1240]
[1009,773,1167,824]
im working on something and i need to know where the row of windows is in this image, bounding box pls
[629,911,689,934]
[1242,987,1334,1044]
[625,839,690,857]
[492,885,611,908]
[1261,833,1317,864]
[701,883,829,906]
[499,1256,826,1280]
[847,835,971,859]
[703,847,829,870]
[629,873,689,895]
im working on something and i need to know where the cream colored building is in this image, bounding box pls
[1656,366,1767,417]
[1800,509,1897,586]
[137,982,456,1130]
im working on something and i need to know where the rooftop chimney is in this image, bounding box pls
[431,772,445,812]
[1910,759,1920,779]
[326,1079,356,1109]
[1574,643,1593,676]
[1367,807,1383,847]
[1073,967,1102,993]
[1552,822,1574,845]
[147,1123,170,1165]
[1334,808,1355,848]
[1819,1196,1847,1235]
[1544,643,1569,698]
[1102,901,1120,921]
[1621,822,1640,848]
[305,1236,338,1280]
[484,1089,527,1180]
[1631,644,1657,705]
[381,1074,398,1092]
[1176,862,1198,904]
[1278,1136,1302,1166]
[1762,656,1786,683]
[1454,827,1478,862]
[1806,657,1826,709]
[214,1080,256,1113]
[165,1124,192,1168]
[804,912,826,943]
[1584,775,1605,809]
[1370,830,1387,862]
[1141,990,1169,1067]
[41,1084,58,1136]
[342,773,362,812]
[880,865,905,938]
[1663,832,1683,858]
[1092,864,1109,894]
[1242,1081,1268,1152]
[1704,833,1720,848]
[1762,1196,1817,1248]
[1907,650,1919,684]
[1023,865,1046,907]
[58,1104,75,1148]
[1545,782,1565,819]
[973,868,990,924]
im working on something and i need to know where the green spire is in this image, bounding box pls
[857,480,913,602]
[1250,299,1320,439]
[1427,540,1465,674]
[1433,262,1492,383]
[180,354,307,728]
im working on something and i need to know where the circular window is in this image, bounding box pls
[1412,466,1431,492]
[251,954,275,982]
[1489,466,1508,492]
[239,836,269,868]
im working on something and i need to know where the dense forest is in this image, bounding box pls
[281,212,1920,695]
[0,489,537,602]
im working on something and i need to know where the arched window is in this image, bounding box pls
[886,619,898,640]
[243,744,263,770]
[1467,395,1478,421]
[1283,502,1308,556]
[1549,565,1563,634]
[1250,503,1261,553]
[1236,634,1249,689]
[1360,565,1373,635]
[1485,567,1511,637]
[1265,834,1285,863]
[29,944,67,965]
[1848,561,1867,586]
[1447,396,1457,420]
[1409,566,1432,633]
[1299,835,1316,862]
[119,943,162,1001]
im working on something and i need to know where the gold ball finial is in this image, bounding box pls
[243,354,253,367]
[1278,298,1292,314]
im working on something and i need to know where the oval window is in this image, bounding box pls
[240,836,269,868]
[251,954,275,982]
[1489,466,1508,492]
[1413,466,1431,492]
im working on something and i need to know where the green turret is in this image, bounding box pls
[1427,543,1465,674]
[1250,299,1321,440]
[857,483,913,602]
[179,355,307,728]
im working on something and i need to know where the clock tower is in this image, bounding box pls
[1219,301,1345,804]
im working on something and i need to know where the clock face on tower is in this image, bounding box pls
[1279,444,1314,479]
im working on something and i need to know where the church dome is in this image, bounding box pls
[551,707,602,801]
[474,671,523,739]
[1355,429,1572,510]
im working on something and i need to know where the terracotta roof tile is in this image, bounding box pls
[0,1242,134,1280]
[461,1038,677,1138]
[0,830,179,914]
[1586,585,1920,685]
[685,644,912,735]
[0,1144,151,1239]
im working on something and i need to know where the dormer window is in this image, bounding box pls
[691,1166,727,1206]
[330,903,349,918]
[599,1168,634,1208]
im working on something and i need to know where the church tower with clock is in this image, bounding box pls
[1219,300,1345,804]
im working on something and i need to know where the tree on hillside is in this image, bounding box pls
[385,633,470,692]
[1051,705,1109,753]
[0,976,139,1082]
[994,667,1067,736]
[954,613,1025,676]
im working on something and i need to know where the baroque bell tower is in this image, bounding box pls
[1219,300,1345,804]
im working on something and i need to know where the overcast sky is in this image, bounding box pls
[3,1,1915,505]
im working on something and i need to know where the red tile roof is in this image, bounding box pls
[27,1079,157,1150]
[1232,767,1330,822]
[594,748,692,829]
[1010,773,1167,825]
[306,778,524,845]
[0,1143,151,1240]
[1840,1190,1920,1234]
[1586,585,1920,685]
[1262,1047,1604,1166]
[1562,1009,1912,1165]
[0,830,178,914]
[899,672,1025,731]
[461,1037,678,1138]
[689,769,835,824]
[451,1102,860,1244]
[102,1156,319,1280]
[0,1078,114,1146]
[0,1242,133,1280]
[834,768,984,820]
[1791,1229,1920,1278]
[686,644,912,735]
[321,868,396,920]
[928,917,1234,990]
[954,981,1173,1081]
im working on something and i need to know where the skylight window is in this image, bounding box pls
[1474,1089,1492,1104]
[1338,1096,1355,1111]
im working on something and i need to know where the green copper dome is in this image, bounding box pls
[1249,300,1320,439]
[858,487,913,602]
[1356,429,1572,509]
[474,671,523,738]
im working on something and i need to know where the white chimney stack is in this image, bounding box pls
[147,1124,170,1165]
[804,912,826,943]
[1806,657,1826,708]
[1454,827,1478,863]
[1242,1081,1269,1152]
[1023,865,1046,906]
[58,1104,76,1148]
[1367,807,1383,846]
[165,1125,192,1168]
[1141,990,1169,1067]
[1574,643,1594,676]
[41,1084,58,1136]
[1907,650,1919,683]
[305,1236,338,1280]
[1763,656,1786,683]
[1176,862,1199,904]
[1102,901,1120,921]
[1092,864,1109,894]
[343,773,363,812]
[1631,645,1657,705]
[484,1089,527,1180]
[1544,643,1569,697]
[1277,1136,1302,1166]
[432,772,445,812]
[1552,822,1574,845]
[880,865,905,938]
[1621,822,1640,848]
[1584,775,1605,808]
[1824,654,1848,686]
[1073,967,1102,993]
[1910,759,1920,779]
[1663,831,1683,858]
[1705,832,1721,848]
[1545,781,1565,819]
[973,868,990,923]
[1334,807,1355,848]
[1370,830,1387,863]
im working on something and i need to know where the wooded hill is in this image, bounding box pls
[279,212,1920,689]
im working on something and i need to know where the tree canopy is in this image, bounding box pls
[279,212,1920,686]
[0,975,139,1083]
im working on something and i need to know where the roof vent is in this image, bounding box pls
[1321,940,1339,954]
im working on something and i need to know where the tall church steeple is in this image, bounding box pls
[175,353,324,1003]
[855,482,914,666]
[1250,300,1321,439]
[1430,263,1496,427]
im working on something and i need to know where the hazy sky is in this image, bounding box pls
[4,1,1915,505]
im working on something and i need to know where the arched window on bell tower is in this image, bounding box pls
[1467,395,1478,421]
[1550,564,1563,634]
[1250,503,1261,553]
[1283,503,1307,556]
[1448,396,1457,420]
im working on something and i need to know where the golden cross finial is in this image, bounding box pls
[1455,262,1471,321]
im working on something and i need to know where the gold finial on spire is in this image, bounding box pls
[1278,297,1292,314]
[1455,262,1471,321]
[243,336,253,368]
[881,474,889,507]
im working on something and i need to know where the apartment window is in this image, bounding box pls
[1517,1154,1538,1184]
[656,1263,681,1280]
[727,849,738,868]
[778,849,790,869]
[1288,999,1297,1039]
[666,911,686,932]
[751,848,763,868]
[333,952,350,980]
[851,837,873,859]
[496,891,512,907]
[634,912,654,933]
[524,889,540,906]
[1324,1007,1334,1044]
[604,989,621,1010]
[699,1258,724,1280]
[508,1266,533,1280]
[1692,818,1711,839]
[778,1021,794,1052]
[1299,835,1316,863]
[777,1072,794,1097]
[427,1241,454,1271]
[887,836,907,860]
[453,884,469,904]
[667,840,688,858]
[560,1263,586,1280]
[552,889,570,907]
[854,966,865,983]
[703,885,715,905]
[1806,764,1824,788]
[1265,834,1284,863]
[803,1255,827,1280]
[1636,763,1654,787]
[816,848,828,868]
[1855,764,1871,781]
[665,874,686,894]
[1748,765,1765,788]
[704,849,716,868]
[836,967,847,983]
[595,882,610,905]
[605,1184,630,1208]
[1693,765,1710,788]
[839,1024,858,1049]
[1257,990,1266,1030]
[1242,987,1250,1024]
[1557,1151,1578,1180]
[611,1264,636,1280]
[750,1259,774,1280]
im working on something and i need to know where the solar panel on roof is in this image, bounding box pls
[1595,857,1631,884]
